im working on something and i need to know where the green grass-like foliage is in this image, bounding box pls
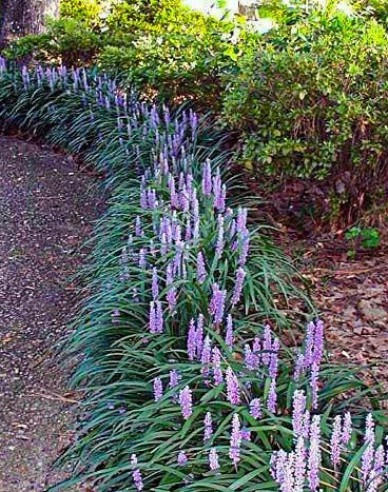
[0,60,386,491]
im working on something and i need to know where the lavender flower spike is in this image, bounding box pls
[179,386,193,420]
[201,336,212,381]
[226,367,241,405]
[152,267,159,300]
[292,390,307,438]
[308,415,322,491]
[204,412,213,441]
[267,378,277,413]
[294,437,306,492]
[155,300,163,333]
[250,398,262,419]
[169,369,181,389]
[149,301,157,334]
[177,451,188,466]
[215,215,224,258]
[231,267,246,306]
[341,412,352,445]
[187,319,197,360]
[361,413,376,485]
[210,283,226,325]
[225,314,234,348]
[229,413,242,467]
[196,252,207,283]
[330,415,342,470]
[209,448,220,471]
[131,454,144,491]
[212,346,224,385]
[202,159,212,196]
[153,377,163,402]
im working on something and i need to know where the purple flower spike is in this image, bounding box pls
[149,301,157,334]
[293,353,305,381]
[341,412,352,445]
[135,216,143,237]
[177,451,188,466]
[231,267,246,306]
[238,232,250,267]
[212,346,223,385]
[187,319,197,361]
[153,377,163,402]
[267,378,277,413]
[185,216,192,241]
[204,412,213,442]
[133,468,144,491]
[179,386,193,420]
[262,325,272,366]
[361,414,376,485]
[196,252,207,283]
[240,428,251,441]
[374,444,385,478]
[215,215,224,258]
[201,336,212,380]
[225,314,234,348]
[166,285,177,314]
[308,415,321,492]
[292,390,307,438]
[244,344,258,371]
[302,410,311,440]
[250,398,262,419]
[202,159,212,196]
[180,185,190,212]
[210,283,226,325]
[209,448,220,471]
[155,301,163,333]
[196,314,204,356]
[330,415,342,470]
[313,320,324,366]
[229,413,241,467]
[269,338,280,379]
[294,436,306,492]
[270,450,287,483]
[304,321,315,368]
[152,267,159,300]
[169,369,181,389]
[226,367,241,405]
[213,175,226,212]
[310,362,320,410]
[237,207,248,234]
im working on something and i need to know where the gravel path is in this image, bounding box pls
[0,137,101,491]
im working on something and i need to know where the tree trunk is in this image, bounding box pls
[0,0,59,47]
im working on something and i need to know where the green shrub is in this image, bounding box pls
[222,12,388,221]
[98,0,241,106]
[4,17,103,65]
[99,32,237,107]
[3,0,241,104]
[356,0,388,24]
[60,0,102,25]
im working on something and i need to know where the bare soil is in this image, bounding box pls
[0,136,101,491]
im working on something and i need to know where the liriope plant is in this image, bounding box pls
[0,58,386,491]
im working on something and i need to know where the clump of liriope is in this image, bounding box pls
[56,157,386,490]
[0,58,386,491]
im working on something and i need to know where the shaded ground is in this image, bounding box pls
[0,137,101,491]
[300,235,388,397]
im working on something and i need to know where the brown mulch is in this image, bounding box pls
[0,136,102,491]
[298,235,388,395]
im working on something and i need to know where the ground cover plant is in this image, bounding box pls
[0,57,387,491]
